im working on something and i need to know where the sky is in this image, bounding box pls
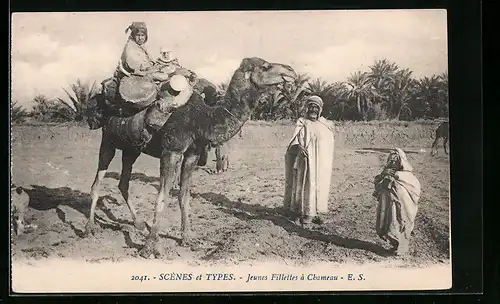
[11,10,448,108]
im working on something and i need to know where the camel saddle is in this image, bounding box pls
[119,75,159,109]
[105,84,195,150]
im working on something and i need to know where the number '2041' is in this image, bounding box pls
[131,275,149,282]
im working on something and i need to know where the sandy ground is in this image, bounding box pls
[10,120,450,268]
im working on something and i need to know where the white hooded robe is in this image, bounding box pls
[284,116,335,217]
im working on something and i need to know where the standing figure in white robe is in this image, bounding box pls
[284,95,335,224]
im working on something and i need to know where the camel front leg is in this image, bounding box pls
[86,140,116,236]
[119,150,147,231]
[444,137,449,155]
[178,152,200,246]
[139,151,181,258]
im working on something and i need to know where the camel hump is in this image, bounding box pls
[193,78,218,106]
[119,76,158,109]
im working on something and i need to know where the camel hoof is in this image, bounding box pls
[84,221,100,237]
[394,249,410,257]
[139,243,161,259]
[180,240,191,247]
[139,233,161,258]
[134,220,147,232]
[180,236,194,247]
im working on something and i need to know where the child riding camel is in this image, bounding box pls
[115,22,154,79]
[94,21,216,127]
[155,48,197,85]
[100,22,196,114]
[115,22,193,83]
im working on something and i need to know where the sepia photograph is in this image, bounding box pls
[10,10,451,293]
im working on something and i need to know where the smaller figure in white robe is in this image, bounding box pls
[284,95,335,224]
[372,148,422,256]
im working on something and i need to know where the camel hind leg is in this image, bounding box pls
[119,149,147,231]
[85,138,116,236]
[443,136,449,155]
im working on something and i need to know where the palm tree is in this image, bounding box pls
[367,59,400,90]
[57,79,99,121]
[345,71,377,120]
[306,78,333,99]
[216,82,229,102]
[11,101,29,123]
[412,75,442,118]
[326,81,350,120]
[437,71,449,117]
[32,94,74,122]
[386,68,417,119]
[33,94,53,116]
[276,73,310,120]
[253,86,295,120]
[366,59,401,116]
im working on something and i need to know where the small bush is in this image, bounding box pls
[11,101,29,124]
[31,95,75,123]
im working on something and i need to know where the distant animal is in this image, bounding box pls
[430,121,449,156]
[214,143,229,173]
[11,185,30,235]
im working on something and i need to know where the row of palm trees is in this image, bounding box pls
[13,58,448,123]
[217,58,449,121]
[12,79,100,123]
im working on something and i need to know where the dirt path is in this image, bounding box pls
[11,122,450,267]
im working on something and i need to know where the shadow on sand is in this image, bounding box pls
[199,192,391,257]
[105,172,159,185]
[24,184,184,250]
[24,180,390,257]
[24,185,139,245]
[25,185,93,237]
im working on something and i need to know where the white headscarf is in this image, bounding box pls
[386,148,413,171]
[305,95,323,112]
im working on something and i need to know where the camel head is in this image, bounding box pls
[237,57,297,89]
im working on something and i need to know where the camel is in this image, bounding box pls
[430,121,449,156]
[84,57,297,257]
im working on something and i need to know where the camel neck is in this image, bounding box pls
[203,73,259,143]
[223,82,258,121]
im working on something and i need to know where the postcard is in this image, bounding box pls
[10,10,451,293]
